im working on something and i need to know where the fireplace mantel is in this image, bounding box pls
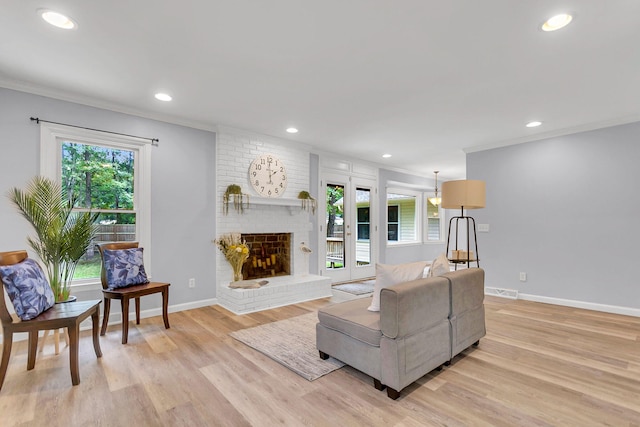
[248,197,310,215]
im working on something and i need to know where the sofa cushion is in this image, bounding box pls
[427,252,450,277]
[368,261,428,312]
[318,298,382,347]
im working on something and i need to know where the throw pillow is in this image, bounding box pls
[0,258,55,321]
[367,261,428,312]
[102,248,149,289]
[427,252,450,277]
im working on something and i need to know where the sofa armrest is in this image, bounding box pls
[380,276,449,339]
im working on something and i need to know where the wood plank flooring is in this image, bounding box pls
[0,296,639,426]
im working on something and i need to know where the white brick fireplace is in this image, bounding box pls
[215,128,331,314]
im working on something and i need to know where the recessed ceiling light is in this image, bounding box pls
[526,121,542,128]
[154,93,172,102]
[382,154,392,158]
[39,9,77,30]
[541,13,573,31]
[286,127,298,134]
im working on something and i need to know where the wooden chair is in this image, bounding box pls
[0,250,102,391]
[97,242,170,344]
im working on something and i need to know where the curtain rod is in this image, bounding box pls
[30,117,159,146]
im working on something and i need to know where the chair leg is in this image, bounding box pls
[39,330,49,354]
[101,297,111,336]
[121,297,130,344]
[0,331,13,391]
[91,306,103,358]
[54,329,60,355]
[68,325,80,385]
[27,331,38,370]
[162,288,170,329]
[135,297,141,325]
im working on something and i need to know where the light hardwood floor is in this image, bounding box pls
[1,296,639,426]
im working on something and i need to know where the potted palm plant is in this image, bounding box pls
[8,176,98,302]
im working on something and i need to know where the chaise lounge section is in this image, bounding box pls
[317,267,485,399]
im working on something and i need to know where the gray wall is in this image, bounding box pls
[379,168,448,265]
[0,88,217,312]
[468,121,640,309]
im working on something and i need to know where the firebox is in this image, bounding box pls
[241,233,291,280]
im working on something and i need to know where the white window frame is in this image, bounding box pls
[39,123,152,289]
[423,192,445,243]
[386,188,422,246]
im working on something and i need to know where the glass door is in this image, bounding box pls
[322,173,376,282]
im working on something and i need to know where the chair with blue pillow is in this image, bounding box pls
[97,242,170,344]
[0,250,102,391]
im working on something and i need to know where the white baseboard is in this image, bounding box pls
[3,298,219,343]
[517,293,640,318]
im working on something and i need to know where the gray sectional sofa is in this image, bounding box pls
[316,267,485,399]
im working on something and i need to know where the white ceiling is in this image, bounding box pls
[2,1,639,180]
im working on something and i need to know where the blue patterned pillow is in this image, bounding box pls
[0,258,55,321]
[103,248,149,289]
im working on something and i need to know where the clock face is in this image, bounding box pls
[249,154,288,198]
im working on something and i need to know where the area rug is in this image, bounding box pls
[332,280,375,295]
[229,312,344,381]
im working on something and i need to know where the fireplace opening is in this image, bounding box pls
[241,233,291,280]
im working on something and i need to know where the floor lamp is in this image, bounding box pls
[441,180,486,268]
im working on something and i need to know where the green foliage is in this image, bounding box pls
[9,176,98,301]
[223,185,248,214]
[326,185,344,237]
[62,142,134,218]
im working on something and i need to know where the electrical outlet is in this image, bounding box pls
[519,272,527,282]
[188,278,196,288]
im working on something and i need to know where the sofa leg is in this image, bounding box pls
[386,387,400,400]
[444,360,451,366]
[319,351,329,360]
[373,378,386,391]
[436,365,443,371]
[473,340,480,347]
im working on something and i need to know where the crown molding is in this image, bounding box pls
[464,115,640,154]
[0,78,217,133]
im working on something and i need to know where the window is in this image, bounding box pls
[40,123,152,285]
[425,197,443,242]
[387,190,420,244]
[387,205,399,241]
[357,207,370,240]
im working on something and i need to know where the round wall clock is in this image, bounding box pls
[249,154,288,198]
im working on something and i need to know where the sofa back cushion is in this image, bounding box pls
[380,276,450,339]
[368,261,428,312]
[442,268,485,315]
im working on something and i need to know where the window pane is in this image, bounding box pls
[357,207,369,222]
[357,224,370,240]
[73,213,137,280]
[326,183,344,269]
[387,193,417,242]
[388,224,398,241]
[426,199,441,241]
[388,205,399,222]
[62,140,138,281]
[62,142,135,210]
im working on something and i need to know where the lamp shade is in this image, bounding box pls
[441,180,486,209]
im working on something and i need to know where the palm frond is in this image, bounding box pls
[8,176,98,301]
